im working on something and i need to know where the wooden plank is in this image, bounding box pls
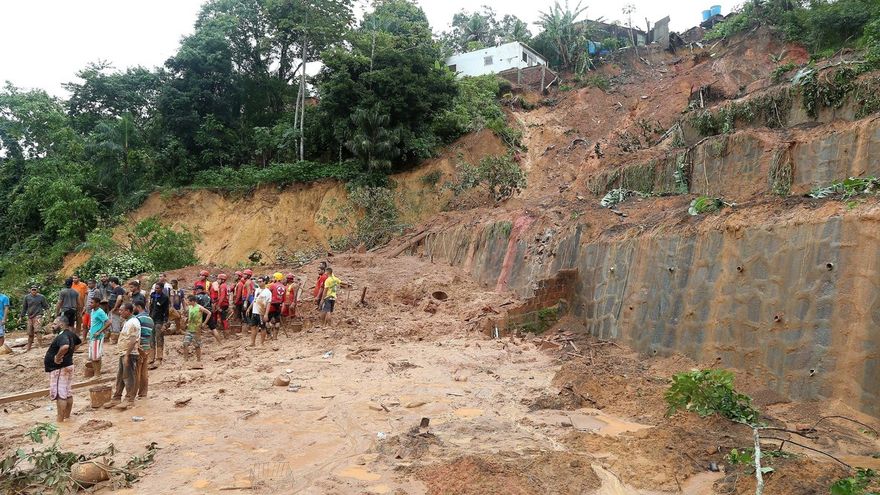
[0,376,115,405]
[388,231,432,259]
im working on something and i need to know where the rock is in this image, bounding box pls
[405,401,427,409]
[368,403,384,411]
[70,461,110,486]
[273,375,291,387]
[570,459,581,468]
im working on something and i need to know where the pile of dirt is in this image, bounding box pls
[416,452,599,495]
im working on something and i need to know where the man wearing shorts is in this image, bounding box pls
[45,317,81,422]
[314,263,328,307]
[21,286,49,351]
[87,296,109,376]
[184,295,211,363]
[0,291,9,349]
[320,267,342,326]
[249,277,271,347]
[282,273,299,320]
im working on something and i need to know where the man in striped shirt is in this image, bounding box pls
[133,301,153,399]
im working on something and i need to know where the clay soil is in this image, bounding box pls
[2,255,878,494]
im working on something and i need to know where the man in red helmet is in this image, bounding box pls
[241,269,255,335]
[194,270,209,293]
[215,273,231,338]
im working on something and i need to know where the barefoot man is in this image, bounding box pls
[21,286,49,351]
[44,317,81,422]
[87,296,110,376]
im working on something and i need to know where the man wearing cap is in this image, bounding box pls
[21,286,49,351]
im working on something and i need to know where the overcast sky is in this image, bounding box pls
[0,0,732,96]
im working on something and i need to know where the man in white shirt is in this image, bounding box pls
[104,303,141,410]
[249,277,272,347]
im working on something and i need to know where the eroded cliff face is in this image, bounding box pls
[419,203,880,416]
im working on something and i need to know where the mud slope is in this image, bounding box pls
[119,130,503,267]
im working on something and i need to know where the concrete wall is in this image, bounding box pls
[446,42,546,78]
[423,213,880,417]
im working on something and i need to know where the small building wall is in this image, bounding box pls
[446,42,546,78]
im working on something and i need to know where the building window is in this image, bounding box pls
[448,64,457,72]
[484,56,493,66]
[522,51,528,62]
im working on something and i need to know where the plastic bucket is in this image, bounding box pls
[89,385,112,409]
[702,10,712,21]
[710,5,722,16]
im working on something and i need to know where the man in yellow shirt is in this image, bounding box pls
[319,268,342,326]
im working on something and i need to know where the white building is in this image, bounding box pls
[445,41,547,78]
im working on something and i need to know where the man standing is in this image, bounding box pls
[129,280,146,309]
[56,278,79,330]
[320,267,342,327]
[133,301,153,399]
[71,275,88,336]
[87,296,109,376]
[108,277,126,345]
[44,317,81,423]
[314,263,328,307]
[241,269,255,336]
[184,295,211,363]
[103,303,140,410]
[282,273,299,320]
[149,284,169,367]
[267,273,285,339]
[249,277,272,347]
[96,274,111,301]
[233,271,245,329]
[194,270,209,293]
[0,290,9,349]
[215,273,231,338]
[21,286,49,351]
[196,285,222,345]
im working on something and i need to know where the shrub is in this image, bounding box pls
[449,154,526,202]
[665,369,759,425]
[831,468,879,495]
[347,185,407,249]
[192,161,357,191]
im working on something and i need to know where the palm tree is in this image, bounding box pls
[537,0,589,70]
[345,107,398,173]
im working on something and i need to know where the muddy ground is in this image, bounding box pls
[2,255,879,494]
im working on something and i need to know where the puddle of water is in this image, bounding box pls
[338,465,382,481]
[530,408,651,436]
[593,465,723,495]
[454,408,483,418]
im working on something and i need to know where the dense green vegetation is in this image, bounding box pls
[706,0,880,59]
[0,0,528,301]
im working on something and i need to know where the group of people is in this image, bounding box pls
[0,262,344,422]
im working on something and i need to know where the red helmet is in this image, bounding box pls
[199,270,209,277]
[286,273,295,280]
[234,271,243,277]
[243,269,253,276]
[218,273,228,280]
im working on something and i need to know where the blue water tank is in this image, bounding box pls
[702,9,712,21]
[710,5,722,16]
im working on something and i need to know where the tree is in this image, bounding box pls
[536,1,590,70]
[317,0,457,166]
[443,7,532,53]
[346,107,398,173]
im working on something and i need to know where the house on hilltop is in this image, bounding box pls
[445,41,547,78]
